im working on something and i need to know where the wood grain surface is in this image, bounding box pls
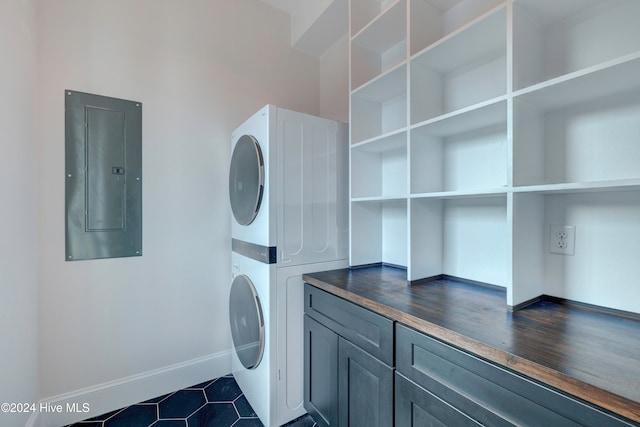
[302,265,640,423]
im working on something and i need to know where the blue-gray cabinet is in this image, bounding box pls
[395,373,481,427]
[304,284,394,427]
[303,282,639,426]
[395,324,636,427]
[304,316,339,427]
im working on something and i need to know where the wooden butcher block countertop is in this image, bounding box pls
[302,265,640,423]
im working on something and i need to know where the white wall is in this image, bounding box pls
[37,0,320,404]
[0,1,40,426]
[319,34,349,123]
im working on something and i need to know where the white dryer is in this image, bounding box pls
[228,105,348,427]
[229,105,349,266]
[229,107,274,251]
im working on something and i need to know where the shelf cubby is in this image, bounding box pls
[351,199,408,269]
[409,0,505,56]
[513,0,640,91]
[351,0,407,90]
[351,131,407,199]
[410,99,507,194]
[351,64,407,144]
[513,82,640,188]
[410,195,508,285]
[410,5,507,124]
[511,190,640,313]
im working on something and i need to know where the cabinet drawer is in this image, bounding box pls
[304,283,394,365]
[396,324,635,427]
[395,372,481,427]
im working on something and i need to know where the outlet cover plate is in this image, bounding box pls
[549,225,576,255]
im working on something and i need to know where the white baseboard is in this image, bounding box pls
[26,350,231,427]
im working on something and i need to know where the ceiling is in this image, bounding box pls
[258,0,347,56]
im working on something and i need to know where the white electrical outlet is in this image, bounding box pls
[549,225,576,255]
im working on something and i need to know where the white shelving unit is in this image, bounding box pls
[351,0,407,89]
[409,0,506,56]
[352,130,407,199]
[348,0,640,313]
[512,0,640,91]
[351,63,407,144]
[411,99,508,194]
[410,4,507,124]
[351,198,407,268]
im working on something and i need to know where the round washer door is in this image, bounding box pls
[229,274,264,370]
[229,135,264,226]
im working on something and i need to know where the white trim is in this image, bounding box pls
[26,350,231,427]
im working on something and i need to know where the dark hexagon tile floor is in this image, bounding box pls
[66,375,316,427]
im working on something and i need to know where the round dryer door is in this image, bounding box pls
[229,135,264,226]
[229,274,264,369]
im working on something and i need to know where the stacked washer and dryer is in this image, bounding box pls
[228,105,348,427]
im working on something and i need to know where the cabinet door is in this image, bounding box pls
[395,373,481,427]
[338,338,393,427]
[304,315,338,427]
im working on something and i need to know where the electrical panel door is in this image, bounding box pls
[65,90,142,261]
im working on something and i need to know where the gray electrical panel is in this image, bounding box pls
[65,90,142,261]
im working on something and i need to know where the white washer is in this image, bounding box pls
[229,105,348,426]
[230,253,348,427]
[230,252,276,425]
